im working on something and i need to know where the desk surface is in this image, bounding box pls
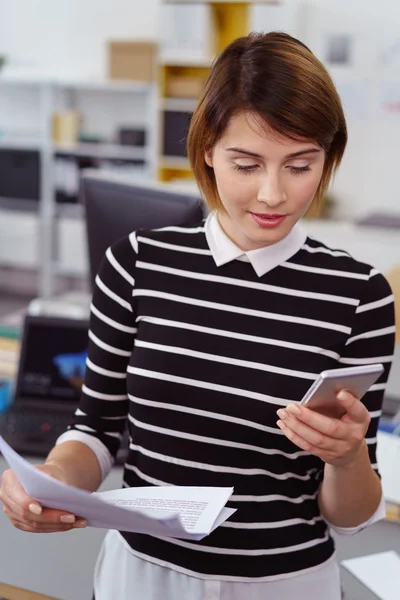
[0,582,59,600]
[1,457,399,600]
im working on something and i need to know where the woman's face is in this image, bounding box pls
[205,112,326,251]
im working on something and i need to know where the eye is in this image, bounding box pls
[233,164,259,175]
[288,165,311,175]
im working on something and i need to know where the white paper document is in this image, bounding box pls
[342,551,400,600]
[0,435,235,540]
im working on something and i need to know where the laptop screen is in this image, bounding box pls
[15,316,90,405]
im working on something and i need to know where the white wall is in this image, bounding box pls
[0,0,159,78]
[305,0,400,218]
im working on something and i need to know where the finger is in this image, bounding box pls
[4,502,86,531]
[2,488,79,525]
[336,390,370,424]
[277,420,348,458]
[280,404,347,440]
[1,469,43,516]
[10,518,77,534]
[277,420,316,453]
[277,412,332,450]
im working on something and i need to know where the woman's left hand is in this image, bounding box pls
[276,390,371,468]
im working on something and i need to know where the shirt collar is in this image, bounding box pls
[205,211,307,278]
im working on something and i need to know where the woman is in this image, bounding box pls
[0,32,395,600]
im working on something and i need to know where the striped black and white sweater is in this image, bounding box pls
[67,214,395,581]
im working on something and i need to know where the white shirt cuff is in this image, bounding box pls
[328,493,386,535]
[56,430,114,482]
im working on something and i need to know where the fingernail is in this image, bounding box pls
[337,390,348,401]
[73,520,87,528]
[277,420,286,430]
[277,409,287,420]
[60,514,75,524]
[287,404,301,415]
[29,503,42,515]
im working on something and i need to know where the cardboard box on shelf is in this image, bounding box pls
[108,41,157,82]
[166,76,206,98]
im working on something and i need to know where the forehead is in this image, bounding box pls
[218,112,318,156]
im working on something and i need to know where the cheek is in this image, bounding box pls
[289,174,322,207]
[215,170,255,209]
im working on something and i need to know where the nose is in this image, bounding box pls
[257,172,287,208]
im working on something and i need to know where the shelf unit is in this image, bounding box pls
[158,0,285,183]
[0,75,159,297]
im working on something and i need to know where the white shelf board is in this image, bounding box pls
[160,57,213,67]
[0,136,45,151]
[54,79,155,94]
[0,71,155,93]
[54,142,147,160]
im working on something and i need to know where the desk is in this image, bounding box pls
[0,582,58,600]
[1,457,399,600]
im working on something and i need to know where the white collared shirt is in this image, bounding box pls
[205,211,307,277]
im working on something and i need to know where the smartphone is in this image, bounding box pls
[300,363,384,419]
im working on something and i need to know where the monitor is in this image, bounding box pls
[79,171,205,288]
[14,315,90,409]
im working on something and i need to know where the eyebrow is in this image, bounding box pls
[226,147,322,159]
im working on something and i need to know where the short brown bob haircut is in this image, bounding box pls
[187,31,347,214]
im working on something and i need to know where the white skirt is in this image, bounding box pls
[94,530,343,600]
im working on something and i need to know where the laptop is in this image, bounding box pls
[0,314,127,464]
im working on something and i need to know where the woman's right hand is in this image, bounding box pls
[0,465,87,533]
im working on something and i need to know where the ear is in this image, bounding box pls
[204,148,213,168]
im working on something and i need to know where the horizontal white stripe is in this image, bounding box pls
[128,414,307,459]
[338,355,392,365]
[345,325,396,345]
[137,236,212,256]
[106,247,135,286]
[75,424,122,439]
[302,243,349,258]
[56,431,113,480]
[356,294,394,314]
[135,339,317,381]
[370,410,382,418]
[282,261,368,280]
[75,408,126,420]
[221,515,323,529]
[128,394,285,436]
[82,384,127,401]
[366,437,377,445]
[129,231,138,253]
[89,330,131,357]
[232,491,319,503]
[116,536,337,583]
[124,465,169,487]
[86,357,127,379]
[132,290,351,334]
[371,462,378,470]
[155,531,330,556]
[136,260,358,306]
[95,275,132,312]
[369,383,386,391]
[90,303,137,334]
[153,224,205,234]
[136,316,341,360]
[128,443,311,480]
[128,367,291,407]
[369,268,380,277]
[123,465,321,506]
